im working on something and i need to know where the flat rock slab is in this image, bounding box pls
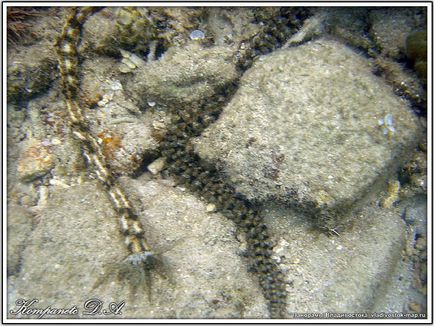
[194,38,421,229]
[8,180,267,319]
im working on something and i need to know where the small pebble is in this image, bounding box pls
[206,203,216,212]
[17,138,55,182]
[122,57,137,70]
[97,93,113,107]
[119,49,130,58]
[190,29,205,40]
[51,138,62,145]
[111,80,123,91]
[119,63,132,73]
[49,178,70,189]
[408,301,422,313]
[415,237,426,251]
[128,53,145,68]
[147,157,166,175]
[152,120,165,130]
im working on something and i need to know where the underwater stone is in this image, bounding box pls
[194,39,422,229]
[369,8,425,59]
[264,201,407,313]
[406,30,427,82]
[78,58,161,176]
[320,8,373,53]
[403,197,427,238]
[7,45,55,103]
[119,49,145,73]
[206,203,217,212]
[189,29,205,40]
[124,43,239,109]
[17,138,55,182]
[147,157,166,175]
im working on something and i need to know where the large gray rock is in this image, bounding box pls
[264,203,407,315]
[194,39,421,229]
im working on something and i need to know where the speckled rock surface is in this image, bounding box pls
[7,45,56,103]
[79,57,163,175]
[369,8,426,59]
[7,8,67,104]
[194,38,422,229]
[8,179,267,318]
[205,8,261,47]
[17,137,55,182]
[7,204,34,276]
[322,7,373,51]
[125,43,239,110]
[265,202,407,314]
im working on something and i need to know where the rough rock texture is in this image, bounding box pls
[17,137,55,182]
[285,8,427,110]
[205,8,260,47]
[6,7,67,104]
[194,39,422,229]
[367,8,427,108]
[400,195,428,314]
[403,195,427,238]
[7,45,56,103]
[264,202,407,314]
[79,57,163,176]
[125,43,239,110]
[369,8,427,59]
[7,204,34,276]
[8,179,267,318]
[323,7,373,52]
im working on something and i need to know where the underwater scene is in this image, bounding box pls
[6,5,428,320]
